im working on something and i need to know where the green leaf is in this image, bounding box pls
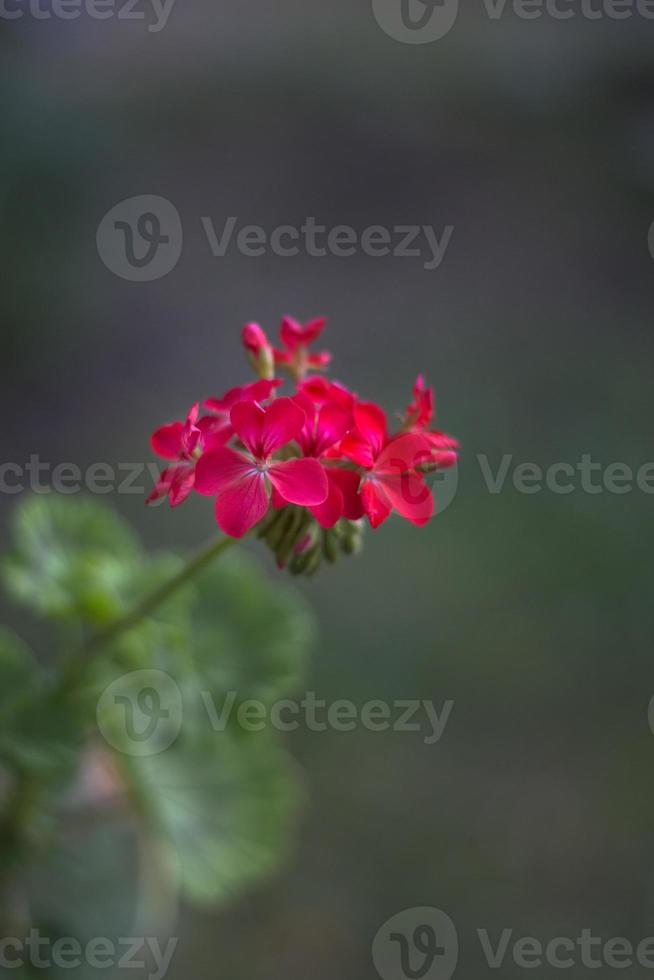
[2,496,140,622]
[128,731,302,907]
[0,628,80,783]
[188,551,314,705]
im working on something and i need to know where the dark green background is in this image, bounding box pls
[2,4,654,976]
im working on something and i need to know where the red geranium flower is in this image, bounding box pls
[403,375,459,466]
[339,401,434,528]
[273,316,331,377]
[147,403,228,507]
[203,378,281,443]
[194,398,328,537]
[283,390,363,529]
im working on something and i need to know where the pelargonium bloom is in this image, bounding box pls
[203,378,281,443]
[194,398,328,538]
[339,402,434,528]
[148,314,458,571]
[273,316,331,379]
[403,375,459,467]
[282,391,361,528]
[147,403,226,507]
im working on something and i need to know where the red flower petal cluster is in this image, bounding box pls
[148,316,458,562]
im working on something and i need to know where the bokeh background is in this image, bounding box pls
[2,2,654,977]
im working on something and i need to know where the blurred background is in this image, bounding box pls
[2,1,654,977]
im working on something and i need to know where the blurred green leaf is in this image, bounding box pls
[187,552,314,705]
[0,627,78,780]
[129,731,302,907]
[2,496,140,622]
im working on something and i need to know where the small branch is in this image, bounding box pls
[57,534,238,696]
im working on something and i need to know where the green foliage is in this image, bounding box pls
[0,628,79,782]
[129,731,302,906]
[2,496,139,621]
[187,553,314,705]
[0,495,314,923]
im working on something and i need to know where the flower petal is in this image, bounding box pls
[338,433,375,469]
[360,480,392,529]
[146,466,177,504]
[204,378,282,413]
[353,402,387,458]
[310,477,344,529]
[214,471,270,538]
[268,458,328,506]
[375,433,432,475]
[151,422,184,460]
[259,397,305,456]
[378,471,434,526]
[195,447,256,496]
[168,465,196,508]
[230,400,266,456]
[327,467,364,520]
[314,403,352,456]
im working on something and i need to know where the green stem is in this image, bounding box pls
[58,534,238,695]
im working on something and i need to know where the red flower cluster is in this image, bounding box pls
[148,317,457,567]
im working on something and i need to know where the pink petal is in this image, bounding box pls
[270,486,287,509]
[338,433,375,469]
[146,466,177,504]
[242,322,269,354]
[151,422,184,460]
[214,471,270,538]
[314,403,352,456]
[230,400,266,456]
[375,433,432,475]
[360,480,392,529]
[204,378,281,413]
[300,316,327,345]
[378,472,434,526]
[353,402,387,458]
[310,484,343,528]
[168,465,196,508]
[195,447,256,496]
[307,351,331,367]
[279,316,303,351]
[259,397,305,456]
[327,467,364,520]
[268,458,328,507]
[196,416,233,451]
[426,430,460,450]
